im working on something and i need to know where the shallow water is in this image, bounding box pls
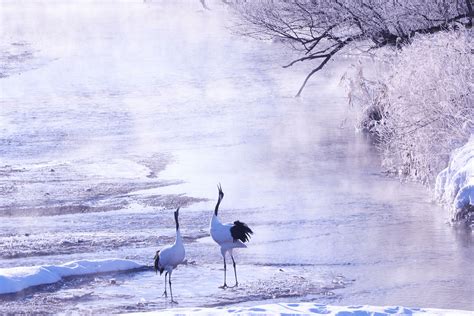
[0,0,472,314]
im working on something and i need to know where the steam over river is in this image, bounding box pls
[0,1,472,313]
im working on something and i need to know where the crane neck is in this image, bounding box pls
[175,228,183,245]
[174,210,180,230]
[214,197,222,216]
[211,213,222,226]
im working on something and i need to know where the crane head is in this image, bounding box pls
[217,183,224,200]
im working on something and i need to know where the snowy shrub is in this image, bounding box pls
[346,29,474,185]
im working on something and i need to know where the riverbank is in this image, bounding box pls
[345,29,473,223]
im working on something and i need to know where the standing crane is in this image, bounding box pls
[154,207,185,303]
[210,184,253,288]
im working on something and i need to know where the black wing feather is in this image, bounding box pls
[230,220,253,243]
[154,250,164,275]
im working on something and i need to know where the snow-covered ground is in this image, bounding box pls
[436,135,474,223]
[127,303,472,315]
[0,259,144,295]
[1,257,471,315]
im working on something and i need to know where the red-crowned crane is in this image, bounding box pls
[154,207,185,303]
[210,184,253,288]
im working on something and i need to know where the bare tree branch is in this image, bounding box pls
[295,40,350,97]
[230,0,472,96]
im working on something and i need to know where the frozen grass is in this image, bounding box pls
[346,29,473,186]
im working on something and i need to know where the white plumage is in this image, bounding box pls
[154,207,185,303]
[210,184,253,288]
[211,217,248,253]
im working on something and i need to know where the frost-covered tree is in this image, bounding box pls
[346,29,473,185]
[230,0,473,96]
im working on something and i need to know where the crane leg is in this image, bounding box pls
[162,272,168,297]
[169,271,178,304]
[230,254,238,287]
[219,254,228,288]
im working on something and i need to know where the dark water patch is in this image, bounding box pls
[0,41,50,79]
[137,193,207,209]
[253,262,354,268]
[0,153,197,217]
[0,203,127,217]
[0,165,26,176]
[137,153,174,179]
[0,179,200,217]
[11,41,29,47]
[3,231,141,260]
[200,275,342,309]
[1,235,173,260]
[0,229,208,260]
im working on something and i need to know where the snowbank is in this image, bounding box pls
[0,259,144,295]
[436,135,474,222]
[126,302,472,315]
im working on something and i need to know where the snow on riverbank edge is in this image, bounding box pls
[436,135,474,222]
[126,303,472,315]
[0,259,144,295]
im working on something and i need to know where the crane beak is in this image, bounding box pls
[217,183,224,199]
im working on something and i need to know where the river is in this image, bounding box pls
[0,1,472,314]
